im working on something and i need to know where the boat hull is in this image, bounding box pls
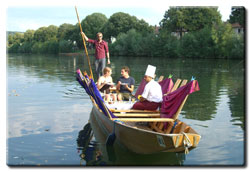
[90,105,201,154]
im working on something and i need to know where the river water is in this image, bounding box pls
[7,54,245,166]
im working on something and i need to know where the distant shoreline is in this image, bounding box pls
[59,53,84,56]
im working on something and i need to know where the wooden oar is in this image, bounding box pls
[75,6,94,81]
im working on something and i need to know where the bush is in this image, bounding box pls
[58,40,73,53]
[110,29,156,56]
[226,34,244,59]
[18,42,33,53]
[44,40,59,54]
[8,43,20,53]
[31,42,43,54]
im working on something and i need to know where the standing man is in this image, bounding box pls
[116,66,135,101]
[132,65,162,110]
[81,32,110,79]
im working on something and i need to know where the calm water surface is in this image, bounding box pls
[7,54,245,166]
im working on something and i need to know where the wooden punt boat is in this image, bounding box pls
[76,69,201,154]
[90,104,201,154]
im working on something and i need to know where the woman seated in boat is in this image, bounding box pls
[132,65,162,110]
[97,67,117,102]
[116,66,135,101]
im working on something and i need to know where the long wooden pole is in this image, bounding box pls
[75,6,94,81]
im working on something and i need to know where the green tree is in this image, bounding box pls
[57,23,75,41]
[8,32,24,45]
[160,8,187,38]
[24,29,35,42]
[184,8,222,31]
[110,29,156,56]
[81,13,108,39]
[134,18,154,35]
[7,34,14,47]
[7,32,24,52]
[229,34,244,58]
[104,12,153,39]
[160,7,222,38]
[210,22,234,58]
[180,26,215,58]
[34,25,58,42]
[229,7,245,28]
[58,40,74,53]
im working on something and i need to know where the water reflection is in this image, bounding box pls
[7,54,245,165]
[7,54,245,129]
[77,123,107,166]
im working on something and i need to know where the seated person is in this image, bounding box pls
[97,67,116,102]
[132,65,162,110]
[116,66,135,101]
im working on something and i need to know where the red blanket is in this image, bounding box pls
[160,80,200,118]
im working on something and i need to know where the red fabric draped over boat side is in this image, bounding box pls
[134,78,174,98]
[159,78,174,95]
[134,78,147,98]
[160,80,200,118]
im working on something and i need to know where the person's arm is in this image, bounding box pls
[125,84,134,93]
[104,42,110,64]
[141,84,149,101]
[107,52,110,64]
[97,77,106,90]
[116,81,121,91]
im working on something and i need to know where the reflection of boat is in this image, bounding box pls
[77,123,107,165]
[76,69,201,155]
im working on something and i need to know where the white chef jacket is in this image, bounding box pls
[141,80,163,103]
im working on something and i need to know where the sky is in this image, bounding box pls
[5,3,236,32]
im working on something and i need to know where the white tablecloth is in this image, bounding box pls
[106,101,136,110]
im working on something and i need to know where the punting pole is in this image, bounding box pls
[75,6,94,81]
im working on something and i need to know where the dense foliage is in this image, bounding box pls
[229,7,245,28]
[7,8,244,59]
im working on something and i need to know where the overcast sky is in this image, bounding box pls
[6,5,233,32]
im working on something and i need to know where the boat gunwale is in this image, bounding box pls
[91,103,201,139]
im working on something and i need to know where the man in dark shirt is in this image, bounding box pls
[116,66,135,101]
[81,32,110,79]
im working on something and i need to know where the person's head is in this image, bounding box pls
[121,66,130,78]
[96,32,103,41]
[103,67,112,76]
[144,75,153,83]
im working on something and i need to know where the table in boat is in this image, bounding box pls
[106,101,136,110]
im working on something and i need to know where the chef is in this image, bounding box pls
[132,65,163,110]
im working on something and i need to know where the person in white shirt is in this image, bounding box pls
[132,65,163,110]
[97,67,116,102]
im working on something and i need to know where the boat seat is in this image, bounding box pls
[163,121,192,134]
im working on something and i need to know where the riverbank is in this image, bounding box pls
[59,49,95,56]
[59,52,84,56]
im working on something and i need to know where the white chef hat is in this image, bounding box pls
[145,65,156,78]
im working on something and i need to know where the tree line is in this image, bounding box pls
[7,7,245,59]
